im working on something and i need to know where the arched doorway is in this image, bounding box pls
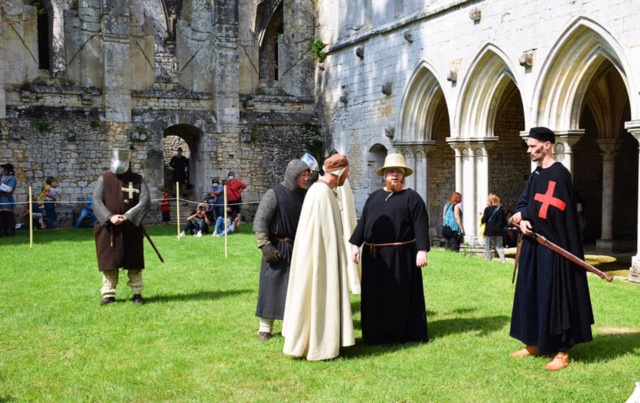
[162,124,204,199]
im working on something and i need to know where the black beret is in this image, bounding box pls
[528,127,555,143]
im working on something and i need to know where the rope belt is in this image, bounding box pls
[275,236,294,245]
[365,239,415,257]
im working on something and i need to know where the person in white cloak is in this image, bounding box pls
[282,154,355,361]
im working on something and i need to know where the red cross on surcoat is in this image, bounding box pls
[534,181,566,219]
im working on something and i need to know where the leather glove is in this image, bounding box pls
[261,242,282,263]
[256,232,270,248]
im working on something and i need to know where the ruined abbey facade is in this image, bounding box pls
[3,0,640,278]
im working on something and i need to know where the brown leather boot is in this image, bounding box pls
[510,345,538,357]
[544,352,570,371]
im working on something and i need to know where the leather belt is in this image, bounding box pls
[364,239,416,257]
[275,236,294,245]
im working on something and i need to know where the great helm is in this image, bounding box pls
[300,152,319,172]
[110,149,132,174]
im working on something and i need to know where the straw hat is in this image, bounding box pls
[375,153,413,177]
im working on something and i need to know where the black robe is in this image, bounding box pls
[255,184,306,320]
[510,162,594,354]
[349,188,430,344]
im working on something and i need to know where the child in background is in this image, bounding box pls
[160,188,171,225]
[43,177,60,229]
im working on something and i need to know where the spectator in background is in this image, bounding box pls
[24,202,46,230]
[206,178,224,219]
[159,188,171,225]
[75,195,96,228]
[481,193,507,262]
[178,203,210,237]
[212,207,240,236]
[226,171,247,222]
[169,147,188,195]
[442,192,465,251]
[0,163,17,237]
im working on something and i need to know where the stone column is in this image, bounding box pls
[213,0,240,129]
[177,0,215,93]
[0,9,5,119]
[2,1,38,86]
[129,0,155,90]
[454,146,463,194]
[448,138,497,239]
[279,0,314,97]
[624,120,640,283]
[553,130,584,174]
[395,142,436,204]
[102,0,132,122]
[402,149,416,190]
[595,139,622,251]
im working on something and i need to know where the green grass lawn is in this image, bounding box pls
[1,226,639,401]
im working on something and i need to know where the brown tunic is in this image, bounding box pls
[93,171,151,271]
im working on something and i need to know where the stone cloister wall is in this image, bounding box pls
[315,0,640,245]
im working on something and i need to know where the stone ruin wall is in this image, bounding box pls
[0,0,323,228]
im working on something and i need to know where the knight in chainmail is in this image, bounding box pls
[93,149,151,306]
[254,158,312,340]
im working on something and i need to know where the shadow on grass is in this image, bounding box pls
[429,315,510,338]
[145,289,253,303]
[340,314,510,359]
[572,330,640,363]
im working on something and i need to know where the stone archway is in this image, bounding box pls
[449,45,521,236]
[162,124,204,199]
[533,17,635,252]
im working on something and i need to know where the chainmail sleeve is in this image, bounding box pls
[92,175,112,226]
[253,189,277,234]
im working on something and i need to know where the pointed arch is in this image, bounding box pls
[533,17,638,129]
[455,44,520,138]
[396,60,448,142]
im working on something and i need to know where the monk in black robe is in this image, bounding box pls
[93,150,151,305]
[509,127,593,371]
[350,154,430,345]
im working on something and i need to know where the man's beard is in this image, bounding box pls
[385,178,404,192]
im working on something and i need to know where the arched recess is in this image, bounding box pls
[395,61,451,228]
[533,17,637,129]
[455,44,520,138]
[452,45,522,237]
[574,61,634,247]
[27,0,64,74]
[396,60,447,143]
[534,18,635,250]
[162,124,203,197]
[256,0,283,86]
[152,111,216,201]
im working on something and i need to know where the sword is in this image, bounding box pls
[141,224,165,263]
[530,232,612,282]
